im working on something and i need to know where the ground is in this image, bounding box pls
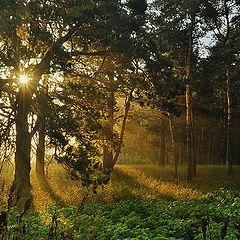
[1,164,240,210]
[1,164,240,239]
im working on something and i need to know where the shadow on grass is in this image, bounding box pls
[126,164,240,193]
[112,167,177,201]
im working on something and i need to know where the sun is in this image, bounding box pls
[19,75,29,84]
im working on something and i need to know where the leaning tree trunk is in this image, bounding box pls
[8,90,33,210]
[111,90,133,168]
[225,65,233,175]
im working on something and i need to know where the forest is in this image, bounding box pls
[0,0,240,239]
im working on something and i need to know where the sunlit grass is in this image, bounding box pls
[0,165,14,209]
[132,164,240,193]
[1,163,240,210]
[31,164,203,208]
[99,165,203,202]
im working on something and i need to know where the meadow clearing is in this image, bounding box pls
[1,164,240,239]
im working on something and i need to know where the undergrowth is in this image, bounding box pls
[1,164,240,239]
[1,189,240,239]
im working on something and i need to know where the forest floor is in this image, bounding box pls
[1,164,240,210]
[1,164,240,239]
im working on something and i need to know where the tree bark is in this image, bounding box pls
[181,143,185,165]
[186,12,195,182]
[209,135,214,165]
[36,121,46,178]
[159,118,166,167]
[168,114,177,178]
[8,88,33,210]
[36,78,48,178]
[103,80,114,169]
[190,98,197,177]
[186,83,192,181]
[225,65,233,175]
[103,145,113,169]
[112,90,133,168]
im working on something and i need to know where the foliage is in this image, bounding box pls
[44,81,111,192]
[1,190,240,239]
[0,0,149,207]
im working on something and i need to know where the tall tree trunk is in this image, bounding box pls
[200,128,205,165]
[36,121,45,178]
[103,145,113,169]
[168,114,177,178]
[225,65,233,175]
[8,89,33,210]
[36,78,48,178]
[209,135,214,165]
[181,143,185,165]
[159,118,166,166]
[186,84,192,181]
[186,13,195,182]
[233,135,237,165]
[103,81,114,169]
[191,99,197,177]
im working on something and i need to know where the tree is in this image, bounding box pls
[35,77,48,178]
[168,113,178,178]
[100,59,137,169]
[151,0,209,180]
[0,0,106,209]
[0,0,148,209]
[159,118,166,166]
[201,0,240,174]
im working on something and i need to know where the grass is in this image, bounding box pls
[106,165,202,201]
[1,164,240,239]
[0,164,13,208]
[132,164,240,193]
[1,163,240,210]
